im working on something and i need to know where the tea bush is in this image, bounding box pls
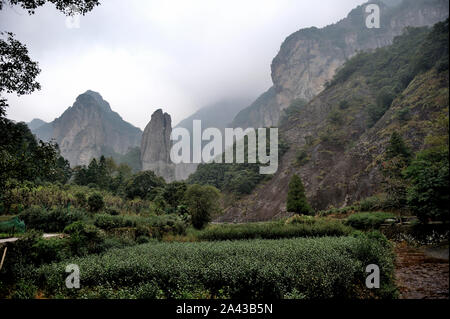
[93,213,187,237]
[346,212,396,230]
[35,235,396,299]
[195,219,352,241]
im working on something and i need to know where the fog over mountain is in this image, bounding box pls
[0,0,367,129]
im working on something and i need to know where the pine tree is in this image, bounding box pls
[385,132,411,161]
[286,174,313,215]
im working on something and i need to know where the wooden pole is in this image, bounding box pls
[0,246,7,272]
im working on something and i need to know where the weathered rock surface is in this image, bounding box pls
[141,109,198,182]
[141,109,176,181]
[232,0,449,129]
[218,56,449,222]
[31,90,142,167]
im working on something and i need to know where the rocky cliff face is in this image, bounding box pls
[141,109,175,181]
[141,109,202,182]
[31,90,142,167]
[217,18,449,222]
[231,0,449,129]
[141,109,198,182]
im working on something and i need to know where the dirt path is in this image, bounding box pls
[0,233,63,244]
[395,242,449,299]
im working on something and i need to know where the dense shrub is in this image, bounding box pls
[88,193,104,212]
[64,221,105,256]
[195,219,352,241]
[405,146,449,223]
[35,235,396,299]
[345,212,396,230]
[124,171,165,200]
[18,206,87,232]
[93,214,187,237]
[358,195,389,212]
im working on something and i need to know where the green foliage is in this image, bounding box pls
[64,221,105,256]
[339,100,349,110]
[328,110,344,125]
[0,119,71,194]
[381,132,412,209]
[286,174,312,215]
[358,195,390,212]
[0,31,40,115]
[93,213,187,237]
[1,182,156,216]
[328,21,448,128]
[188,128,289,196]
[295,150,310,166]
[385,132,411,161]
[124,170,165,200]
[279,98,308,126]
[405,146,449,222]
[162,182,187,212]
[0,0,100,15]
[195,219,352,241]
[35,236,396,299]
[412,19,449,74]
[87,193,104,212]
[184,184,221,229]
[18,206,87,232]
[0,216,25,235]
[346,212,396,230]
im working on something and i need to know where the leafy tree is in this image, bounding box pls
[286,174,312,215]
[184,184,221,229]
[0,0,100,15]
[0,0,100,116]
[124,170,165,200]
[0,120,70,188]
[405,146,449,223]
[0,32,41,116]
[162,181,187,210]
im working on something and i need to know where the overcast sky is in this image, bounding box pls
[0,0,366,129]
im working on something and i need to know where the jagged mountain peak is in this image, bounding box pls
[30,91,142,167]
[71,90,112,113]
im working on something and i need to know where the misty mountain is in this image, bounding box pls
[231,0,449,129]
[30,90,142,167]
[218,19,449,222]
[176,98,250,133]
[26,118,48,131]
